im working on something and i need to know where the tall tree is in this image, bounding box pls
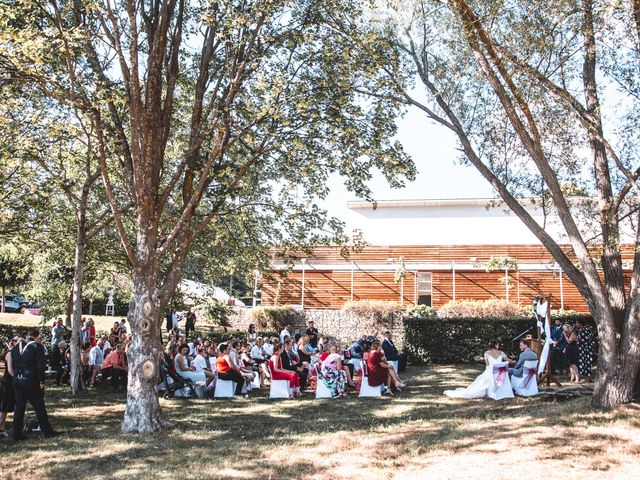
[0,0,414,432]
[362,0,640,407]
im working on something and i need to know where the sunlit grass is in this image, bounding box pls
[0,364,638,479]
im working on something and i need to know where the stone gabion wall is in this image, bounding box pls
[227,307,405,348]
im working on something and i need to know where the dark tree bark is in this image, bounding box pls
[397,0,640,409]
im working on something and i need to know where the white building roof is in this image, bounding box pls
[343,197,617,247]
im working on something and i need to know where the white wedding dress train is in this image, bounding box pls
[444,353,509,399]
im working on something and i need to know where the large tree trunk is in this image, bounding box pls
[1,285,5,313]
[582,0,626,328]
[121,274,171,433]
[69,206,87,395]
[65,283,73,328]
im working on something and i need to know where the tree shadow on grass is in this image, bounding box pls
[0,366,638,479]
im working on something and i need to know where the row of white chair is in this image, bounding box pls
[210,357,401,400]
[489,360,539,400]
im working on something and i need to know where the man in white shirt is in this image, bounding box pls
[250,338,270,381]
[279,324,291,344]
[250,338,266,362]
[192,346,215,387]
[88,339,105,387]
[262,337,275,357]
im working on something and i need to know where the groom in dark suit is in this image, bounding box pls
[509,339,538,378]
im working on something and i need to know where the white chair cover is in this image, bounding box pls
[316,378,333,398]
[251,372,261,389]
[488,360,514,400]
[214,379,235,398]
[511,360,539,396]
[359,362,382,397]
[268,363,291,399]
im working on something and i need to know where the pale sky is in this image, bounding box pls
[321,103,495,224]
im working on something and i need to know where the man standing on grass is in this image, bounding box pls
[50,318,66,349]
[11,329,62,441]
[305,321,319,349]
[185,308,196,338]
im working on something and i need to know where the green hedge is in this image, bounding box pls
[191,329,279,345]
[403,315,594,364]
[0,324,53,351]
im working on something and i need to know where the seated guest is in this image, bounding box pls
[101,335,112,355]
[270,344,300,398]
[108,321,121,346]
[247,341,268,386]
[281,340,307,390]
[238,344,259,389]
[101,343,128,390]
[49,340,69,386]
[262,338,276,357]
[348,336,366,359]
[174,344,206,385]
[381,331,407,372]
[367,340,403,395]
[216,343,245,396]
[88,339,105,387]
[319,345,348,398]
[207,343,218,360]
[230,341,255,388]
[192,345,216,387]
[80,343,91,389]
[297,336,314,364]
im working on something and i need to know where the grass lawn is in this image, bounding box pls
[0,313,125,333]
[0,365,638,480]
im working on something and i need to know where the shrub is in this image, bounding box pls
[341,300,401,318]
[404,304,436,318]
[341,300,402,337]
[403,314,594,364]
[249,305,300,331]
[436,299,531,319]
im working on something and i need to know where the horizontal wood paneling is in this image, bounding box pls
[272,244,636,265]
[263,244,636,312]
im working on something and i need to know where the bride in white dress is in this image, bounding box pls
[444,341,512,399]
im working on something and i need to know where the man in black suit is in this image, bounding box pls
[381,331,407,372]
[281,340,307,389]
[11,329,61,440]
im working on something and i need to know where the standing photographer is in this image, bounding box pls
[11,329,61,441]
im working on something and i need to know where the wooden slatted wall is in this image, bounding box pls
[262,244,636,313]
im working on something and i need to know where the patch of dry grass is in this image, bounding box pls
[0,313,122,333]
[0,365,638,480]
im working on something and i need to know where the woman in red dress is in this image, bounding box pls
[269,344,300,397]
[367,340,402,395]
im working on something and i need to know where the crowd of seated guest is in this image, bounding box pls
[2,314,409,403]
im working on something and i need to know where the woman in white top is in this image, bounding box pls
[247,324,258,346]
[174,344,206,384]
[443,340,512,399]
